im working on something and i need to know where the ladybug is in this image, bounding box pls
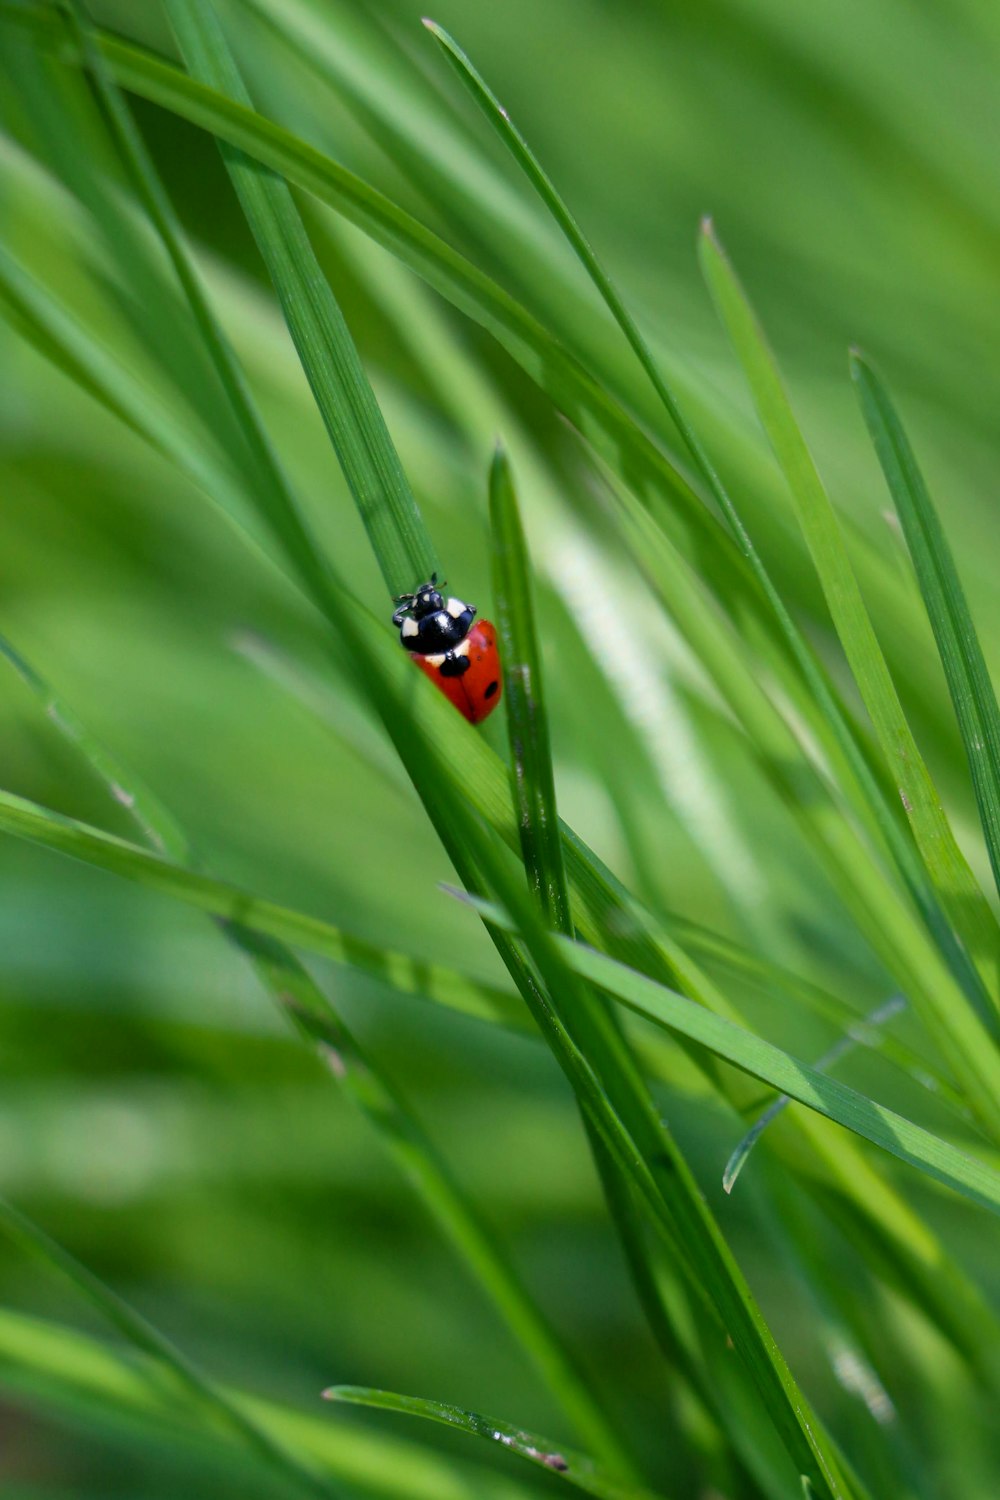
[392,573,502,724]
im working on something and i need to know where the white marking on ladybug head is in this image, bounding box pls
[401,617,419,639]
[424,652,446,667]
[454,637,471,657]
[446,597,469,618]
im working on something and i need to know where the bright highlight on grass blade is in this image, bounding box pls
[325,1385,667,1500]
[852,350,1000,916]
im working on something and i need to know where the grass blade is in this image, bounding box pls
[0,642,629,1458]
[0,2,751,613]
[60,0,316,590]
[419,18,981,1007]
[0,1307,535,1500]
[722,996,907,1193]
[461,888,1000,1215]
[325,1386,665,1500]
[851,350,1000,906]
[163,0,435,601]
[489,443,570,934]
[564,938,1000,1218]
[698,223,1000,1118]
[489,445,644,1480]
[242,928,630,1474]
[0,1199,341,1498]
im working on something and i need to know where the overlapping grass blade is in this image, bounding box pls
[450,890,1000,1217]
[325,1386,665,1500]
[2,760,995,1218]
[0,1307,534,1500]
[0,639,627,1460]
[851,350,1000,905]
[698,224,1000,1113]
[0,1199,340,1498]
[5,8,645,1466]
[567,939,1000,1217]
[0,10,899,1488]
[162,0,435,601]
[722,996,907,1193]
[489,446,649,1480]
[319,206,1000,1393]
[0,2,747,598]
[418,19,976,997]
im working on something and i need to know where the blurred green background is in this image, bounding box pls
[0,0,998,1495]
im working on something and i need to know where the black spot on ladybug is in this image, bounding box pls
[484,680,499,699]
[439,652,471,678]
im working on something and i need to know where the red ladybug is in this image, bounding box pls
[392,574,502,725]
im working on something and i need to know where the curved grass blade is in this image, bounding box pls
[0,776,522,1026]
[0,1307,534,1500]
[0,642,623,1459]
[722,996,907,1193]
[561,938,1000,1219]
[162,0,435,601]
[325,1386,665,1500]
[698,224,1000,1110]
[4,768,998,1216]
[0,2,751,607]
[851,350,1000,906]
[0,1199,342,1499]
[419,19,984,1020]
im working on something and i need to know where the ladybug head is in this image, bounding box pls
[393,572,446,623]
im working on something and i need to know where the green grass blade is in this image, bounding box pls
[566,940,1000,1218]
[0,777,522,1026]
[487,444,716,1457]
[61,0,313,581]
[406,830,859,1495]
[242,927,630,1474]
[162,0,435,601]
[851,350,1000,906]
[420,17,980,1011]
[451,891,1000,1216]
[0,631,188,861]
[722,996,907,1193]
[490,443,571,935]
[325,1386,665,1500]
[0,616,625,1462]
[0,3,748,606]
[489,445,643,1479]
[0,1307,535,1500]
[0,1199,341,1498]
[698,224,1000,1107]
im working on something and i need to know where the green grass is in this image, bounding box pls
[0,0,998,1496]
